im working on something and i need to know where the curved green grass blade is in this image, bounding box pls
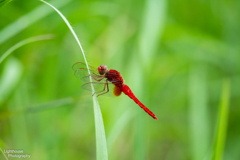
[0,0,12,8]
[0,34,54,64]
[0,57,23,105]
[0,140,8,160]
[107,108,134,151]
[189,65,210,160]
[0,148,8,160]
[212,79,230,160]
[40,1,108,159]
[134,0,166,159]
[0,97,75,119]
[0,0,71,45]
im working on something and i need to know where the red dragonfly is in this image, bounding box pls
[72,62,158,120]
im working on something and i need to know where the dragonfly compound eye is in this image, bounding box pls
[98,65,107,75]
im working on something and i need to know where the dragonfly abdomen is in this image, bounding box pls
[122,84,158,120]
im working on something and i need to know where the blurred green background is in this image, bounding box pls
[0,0,239,159]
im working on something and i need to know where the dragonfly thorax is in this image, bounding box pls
[105,69,124,88]
[98,65,107,75]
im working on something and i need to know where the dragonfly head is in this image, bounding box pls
[98,65,107,75]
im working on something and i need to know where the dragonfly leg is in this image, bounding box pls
[96,82,110,97]
[95,81,123,97]
[92,79,109,97]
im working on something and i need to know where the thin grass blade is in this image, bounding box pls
[0,97,75,119]
[0,34,54,64]
[0,0,12,8]
[189,65,210,160]
[40,1,108,159]
[0,0,70,45]
[212,79,230,160]
[0,58,23,106]
[0,148,8,160]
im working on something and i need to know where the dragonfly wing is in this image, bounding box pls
[72,62,86,71]
[73,62,105,83]
[74,68,88,81]
[72,62,99,73]
[81,82,118,97]
[74,68,105,83]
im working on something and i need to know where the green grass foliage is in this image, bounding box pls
[0,0,239,160]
